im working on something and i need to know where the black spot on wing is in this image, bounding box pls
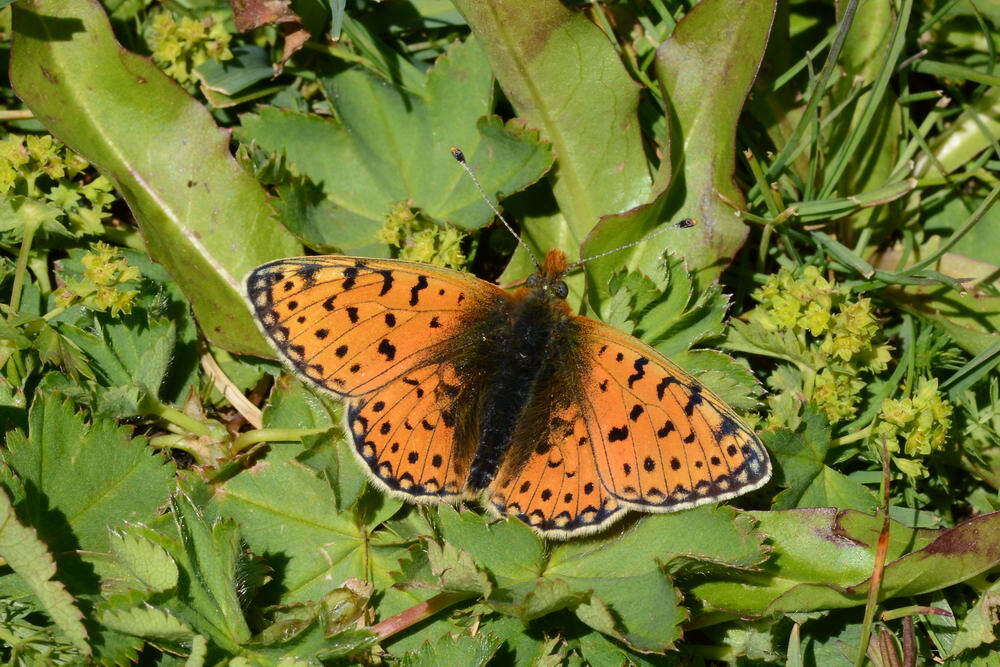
[627,357,649,388]
[410,275,428,306]
[608,425,629,442]
[377,269,394,296]
[377,339,396,361]
[342,266,358,290]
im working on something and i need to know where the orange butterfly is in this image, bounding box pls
[244,242,771,539]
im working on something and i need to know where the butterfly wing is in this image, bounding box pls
[245,255,509,502]
[245,256,507,397]
[485,403,624,538]
[348,361,474,502]
[575,320,770,511]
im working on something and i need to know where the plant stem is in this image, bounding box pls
[231,427,329,454]
[855,439,893,667]
[369,591,474,642]
[140,394,211,437]
[0,109,34,121]
[9,219,40,318]
[832,425,873,446]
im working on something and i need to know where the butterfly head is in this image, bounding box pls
[525,249,570,301]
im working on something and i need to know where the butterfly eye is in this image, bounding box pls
[526,274,541,288]
[554,281,569,299]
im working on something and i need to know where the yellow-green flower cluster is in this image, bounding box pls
[377,202,468,269]
[752,266,892,426]
[147,10,232,85]
[0,133,115,236]
[57,242,141,317]
[753,266,891,372]
[875,377,953,477]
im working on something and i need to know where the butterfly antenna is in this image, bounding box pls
[567,218,697,270]
[451,147,541,271]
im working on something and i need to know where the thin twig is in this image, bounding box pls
[368,591,473,642]
[200,351,263,428]
[856,438,893,667]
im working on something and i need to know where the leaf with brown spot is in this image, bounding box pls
[691,509,1000,616]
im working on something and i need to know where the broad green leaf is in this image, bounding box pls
[108,527,179,594]
[582,0,776,298]
[10,0,302,357]
[99,605,194,643]
[546,506,768,651]
[0,486,90,655]
[210,441,410,605]
[168,493,252,647]
[765,408,878,511]
[435,505,545,587]
[400,630,503,667]
[195,45,274,97]
[438,504,768,652]
[692,509,1000,615]
[238,37,553,247]
[453,0,652,266]
[262,374,336,431]
[1,392,175,554]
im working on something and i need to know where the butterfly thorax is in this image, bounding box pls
[466,277,576,490]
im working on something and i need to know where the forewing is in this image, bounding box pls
[245,256,506,397]
[576,320,770,511]
[485,404,624,539]
[348,361,473,502]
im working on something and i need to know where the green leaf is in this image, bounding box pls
[195,45,274,97]
[946,577,1000,658]
[0,486,90,655]
[452,0,652,265]
[60,310,175,415]
[425,540,492,597]
[98,605,194,643]
[438,504,768,652]
[210,441,411,606]
[170,493,253,646]
[10,0,302,357]
[1,392,175,554]
[765,408,878,511]
[108,526,179,594]
[399,630,503,667]
[670,350,762,412]
[582,0,776,295]
[692,509,1000,615]
[435,505,545,587]
[238,38,553,244]
[594,256,760,410]
[547,506,768,651]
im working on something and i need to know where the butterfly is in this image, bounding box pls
[244,243,771,539]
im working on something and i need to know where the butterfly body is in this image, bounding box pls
[245,249,770,539]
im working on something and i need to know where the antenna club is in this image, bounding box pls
[450,147,466,162]
[677,218,697,228]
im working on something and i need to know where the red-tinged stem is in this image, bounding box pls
[856,439,893,667]
[369,591,474,642]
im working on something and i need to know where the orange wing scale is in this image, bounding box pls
[485,404,623,538]
[348,362,470,502]
[245,256,504,396]
[575,321,770,512]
